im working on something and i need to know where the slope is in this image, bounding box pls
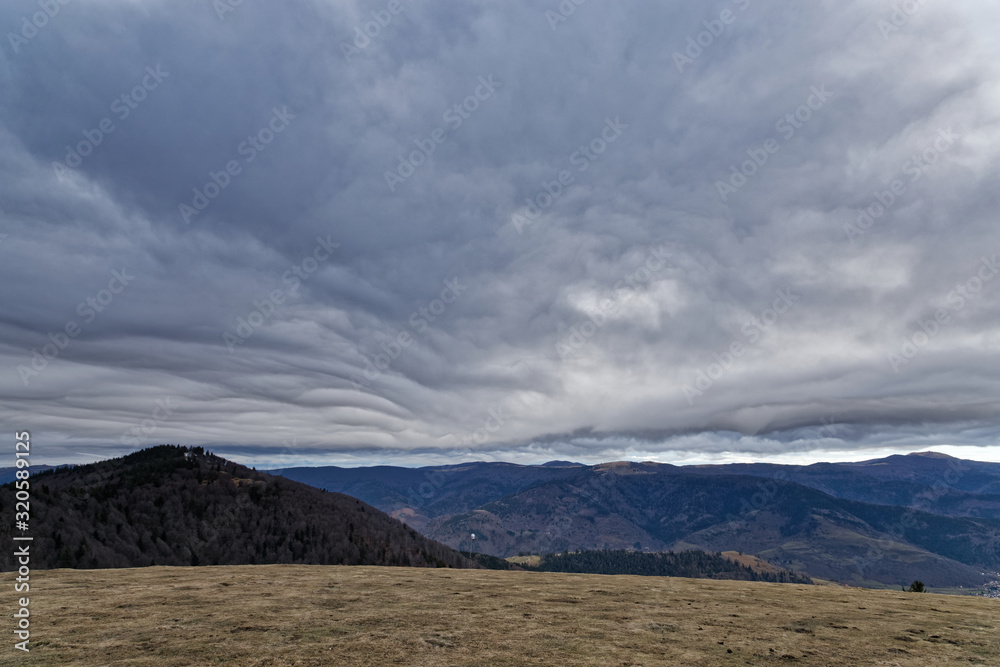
[0,445,475,571]
[422,464,1000,587]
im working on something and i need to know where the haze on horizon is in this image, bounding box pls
[2,0,1000,468]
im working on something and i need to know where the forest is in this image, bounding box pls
[0,445,473,571]
[533,549,813,584]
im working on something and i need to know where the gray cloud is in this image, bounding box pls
[2,0,1000,466]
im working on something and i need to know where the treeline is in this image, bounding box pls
[459,551,523,570]
[532,549,813,584]
[0,445,474,571]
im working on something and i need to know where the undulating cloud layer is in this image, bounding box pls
[2,0,1000,466]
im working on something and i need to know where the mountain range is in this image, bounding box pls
[6,447,999,590]
[271,452,1000,588]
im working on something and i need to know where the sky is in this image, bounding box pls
[2,0,1000,468]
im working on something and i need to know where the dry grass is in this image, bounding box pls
[5,565,999,666]
[504,555,541,567]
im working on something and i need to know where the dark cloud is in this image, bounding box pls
[2,0,999,466]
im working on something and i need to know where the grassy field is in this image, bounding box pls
[4,565,999,666]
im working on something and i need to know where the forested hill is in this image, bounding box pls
[0,445,476,571]
[533,550,813,584]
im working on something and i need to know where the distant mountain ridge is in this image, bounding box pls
[270,452,1000,588]
[0,465,59,485]
[0,446,475,571]
[682,453,1000,519]
[271,452,1000,522]
[12,449,999,587]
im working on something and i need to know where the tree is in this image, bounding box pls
[908,580,925,593]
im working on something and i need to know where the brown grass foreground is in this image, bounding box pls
[5,565,998,666]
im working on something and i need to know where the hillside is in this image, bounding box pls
[422,465,1000,587]
[9,565,999,666]
[269,460,586,532]
[686,452,1000,519]
[272,453,1000,522]
[0,446,474,571]
[273,454,1000,588]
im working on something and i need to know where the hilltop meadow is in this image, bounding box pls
[5,564,998,666]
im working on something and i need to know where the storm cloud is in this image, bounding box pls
[2,0,1000,466]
